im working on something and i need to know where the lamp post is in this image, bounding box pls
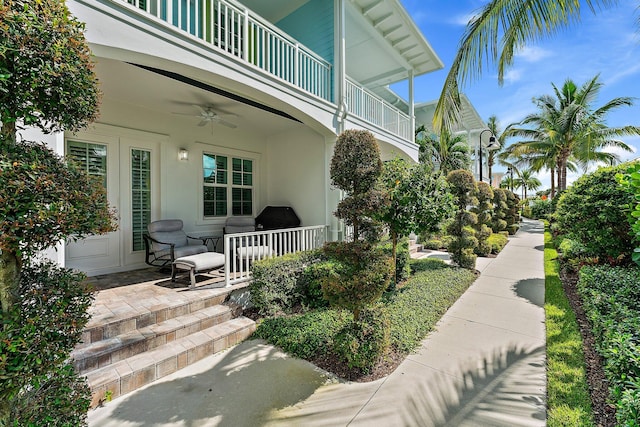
[478,129,496,182]
[506,167,514,192]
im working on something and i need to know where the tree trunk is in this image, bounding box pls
[0,250,21,316]
[391,231,398,285]
[550,168,555,199]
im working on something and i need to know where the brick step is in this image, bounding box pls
[72,305,233,374]
[86,316,256,407]
[82,285,235,345]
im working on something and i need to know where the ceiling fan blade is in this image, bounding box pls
[197,120,209,127]
[216,118,237,129]
[192,104,207,115]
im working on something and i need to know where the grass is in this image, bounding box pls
[253,258,476,369]
[544,222,595,426]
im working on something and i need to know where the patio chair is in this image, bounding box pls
[223,217,271,264]
[143,219,209,268]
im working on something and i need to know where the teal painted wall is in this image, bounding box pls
[275,0,334,66]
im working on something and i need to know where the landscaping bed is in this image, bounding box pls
[250,257,477,381]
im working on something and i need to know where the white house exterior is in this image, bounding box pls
[31,0,484,277]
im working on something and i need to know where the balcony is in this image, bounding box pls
[117,0,414,142]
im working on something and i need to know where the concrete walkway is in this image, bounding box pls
[87,219,546,427]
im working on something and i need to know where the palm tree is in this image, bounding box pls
[514,169,542,199]
[505,75,638,192]
[416,125,471,175]
[433,1,625,132]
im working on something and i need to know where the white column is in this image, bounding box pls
[408,69,415,143]
[334,0,347,133]
[325,137,341,242]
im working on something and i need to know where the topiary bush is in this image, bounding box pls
[556,164,634,264]
[472,181,494,256]
[504,189,520,235]
[330,130,386,243]
[1,260,94,426]
[249,250,326,315]
[320,242,394,321]
[491,188,508,233]
[446,170,478,269]
[333,305,390,372]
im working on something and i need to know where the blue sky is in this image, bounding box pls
[395,0,640,188]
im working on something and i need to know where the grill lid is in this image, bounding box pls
[255,206,300,230]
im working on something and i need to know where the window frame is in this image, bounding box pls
[198,145,259,224]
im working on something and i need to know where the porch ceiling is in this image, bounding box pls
[93,58,305,137]
[346,0,444,88]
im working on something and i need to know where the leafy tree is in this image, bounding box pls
[472,181,494,256]
[376,158,454,282]
[416,125,471,175]
[330,129,386,243]
[446,170,478,269]
[433,0,626,132]
[0,1,115,424]
[616,162,640,265]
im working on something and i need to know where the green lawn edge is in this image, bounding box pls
[544,222,595,426]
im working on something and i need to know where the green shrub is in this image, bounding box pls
[472,182,494,256]
[387,258,476,352]
[530,197,553,219]
[556,164,634,263]
[577,265,640,425]
[521,205,532,218]
[491,188,508,234]
[1,261,94,426]
[616,161,640,266]
[504,190,520,234]
[379,237,410,287]
[321,242,394,320]
[446,170,478,269]
[250,250,325,316]
[253,309,350,359]
[487,233,508,254]
[333,305,390,372]
[558,238,589,260]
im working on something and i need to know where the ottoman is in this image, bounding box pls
[171,252,226,289]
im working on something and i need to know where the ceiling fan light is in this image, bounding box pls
[178,148,189,161]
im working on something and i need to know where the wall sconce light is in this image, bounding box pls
[178,148,189,161]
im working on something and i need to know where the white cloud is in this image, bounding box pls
[450,13,476,26]
[514,46,552,63]
[503,68,522,84]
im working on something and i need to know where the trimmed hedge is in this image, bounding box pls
[249,250,327,316]
[577,265,640,425]
[254,258,476,372]
[556,164,634,263]
[487,233,508,254]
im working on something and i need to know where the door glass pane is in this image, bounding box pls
[131,149,151,251]
[66,140,107,187]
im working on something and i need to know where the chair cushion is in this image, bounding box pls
[173,252,225,271]
[236,245,271,259]
[224,217,255,234]
[148,219,188,253]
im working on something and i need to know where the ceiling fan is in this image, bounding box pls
[173,104,237,130]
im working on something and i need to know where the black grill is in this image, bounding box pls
[255,206,301,230]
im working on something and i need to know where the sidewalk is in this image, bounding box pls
[88,219,546,427]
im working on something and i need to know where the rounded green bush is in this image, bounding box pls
[556,164,634,262]
[333,305,390,372]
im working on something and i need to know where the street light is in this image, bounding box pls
[478,129,496,182]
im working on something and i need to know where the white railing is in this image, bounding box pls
[119,0,332,101]
[223,225,327,285]
[346,79,412,141]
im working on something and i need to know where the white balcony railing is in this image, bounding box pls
[121,0,332,101]
[223,225,327,285]
[346,79,412,141]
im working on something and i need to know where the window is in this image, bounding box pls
[131,149,151,251]
[66,140,107,186]
[203,153,253,217]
